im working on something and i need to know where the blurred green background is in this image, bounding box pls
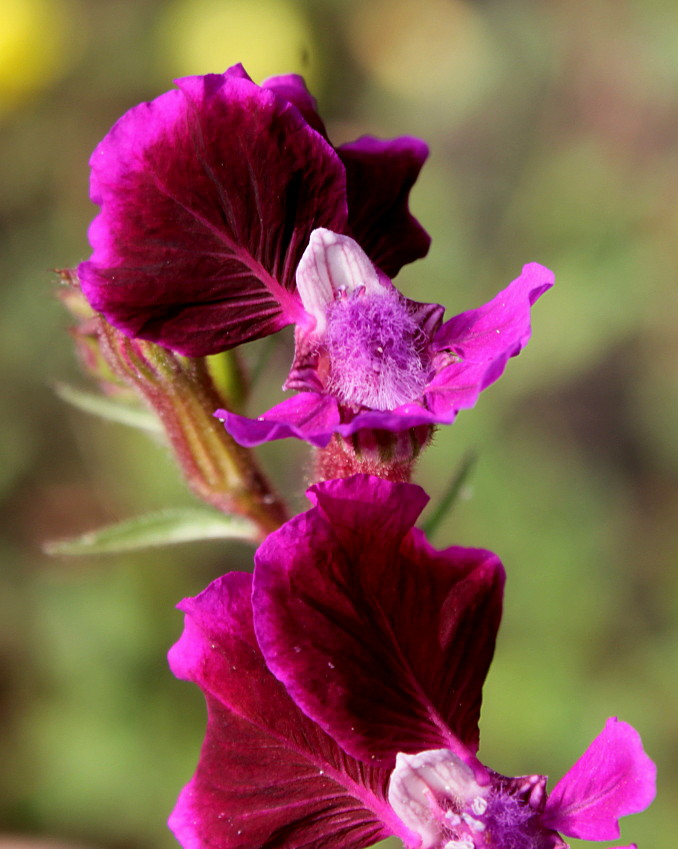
[1,0,676,847]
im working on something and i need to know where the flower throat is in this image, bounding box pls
[324,289,428,411]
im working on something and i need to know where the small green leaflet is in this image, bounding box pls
[421,451,477,539]
[55,382,162,433]
[45,508,258,556]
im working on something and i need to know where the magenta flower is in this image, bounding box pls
[218,229,554,449]
[169,475,655,849]
[78,65,430,356]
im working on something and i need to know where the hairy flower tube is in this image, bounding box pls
[218,229,554,450]
[169,475,655,849]
[78,65,430,356]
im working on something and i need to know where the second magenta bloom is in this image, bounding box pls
[169,476,654,849]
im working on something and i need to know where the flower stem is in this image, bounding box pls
[96,319,288,539]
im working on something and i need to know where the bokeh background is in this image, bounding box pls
[1,0,677,847]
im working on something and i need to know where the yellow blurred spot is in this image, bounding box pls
[156,0,319,89]
[0,0,75,115]
[348,0,497,112]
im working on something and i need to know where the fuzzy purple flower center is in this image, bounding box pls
[480,790,555,849]
[324,289,428,410]
[438,791,547,849]
[389,750,560,849]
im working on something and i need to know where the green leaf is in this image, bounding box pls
[44,508,258,556]
[421,451,478,539]
[55,382,162,432]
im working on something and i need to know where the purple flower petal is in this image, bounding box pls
[219,395,452,447]
[339,136,431,276]
[217,257,553,450]
[219,396,444,447]
[253,475,504,771]
[80,65,347,356]
[261,73,328,136]
[425,262,554,418]
[542,717,656,840]
[169,571,405,849]
[216,392,341,448]
[306,474,430,553]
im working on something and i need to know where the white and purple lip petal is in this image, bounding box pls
[218,229,555,446]
[292,228,434,411]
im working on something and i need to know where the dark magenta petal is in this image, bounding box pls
[426,262,554,417]
[169,571,406,849]
[261,73,328,136]
[253,476,504,769]
[339,136,431,277]
[80,65,347,356]
[216,392,341,448]
[306,474,430,558]
[542,717,656,841]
